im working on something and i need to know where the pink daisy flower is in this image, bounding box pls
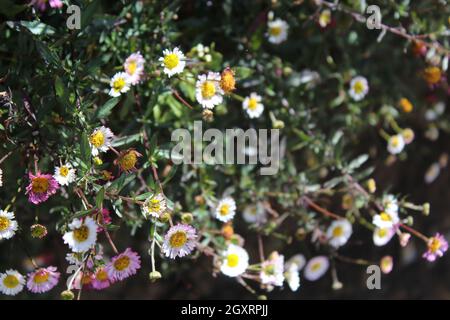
[26,266,60,293]
[106,248,141,282]
[26,172,59,205]
[124,52,145,85]
[32,0,63,11]
[423,233,448,262]
[162,224,197,259]
[96,208,112,232]
[92,267,111,290]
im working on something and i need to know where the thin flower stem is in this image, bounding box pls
[257,235,265,262]
[302,196,342,220]
[399,223,429,242]
[172,89,194,109]
[0,150,12,164]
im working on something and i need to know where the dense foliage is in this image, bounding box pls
[0,0,449,299]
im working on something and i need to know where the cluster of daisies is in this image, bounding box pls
[0,267,60,296]
[108,52,145,97]
[210,189,449,293]
[212,197,333,290]
[371,195,448,262]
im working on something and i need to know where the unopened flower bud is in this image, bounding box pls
[93,157,103,166]
[257,295,267,300]
[194,195,205,206]
[380,256,393,274]
[399,233,411,247]
[30,224,48,239]
[60,290,75,300]
[159,212,171,223]
[149,271,162,282]
[202,109,214,122]
[295,228,306,241]
[422,203,430,216]
[273,120,285,129]
[181,213,194,224]
[405,216,414,226]
[366,178,376,193]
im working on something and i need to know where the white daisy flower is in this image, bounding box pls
[387,134,405,155]
[260,252,284,287]
[162,224,197,259]
[195,72,224,109]
[267,18,289,44]
[285,254,306,271]
[0,270,25,296]
[141,193,167,219]
[0,210,18,240]
[372,211,399,229]
[242,93,264,118]
[304,256,329,281]
[318,9,332,28]
[284,264,300,291]
[89,126,114,156]
[326,219,353,248]
[348,76,369,101]
[242,202,267,225]
[53,163,76,186]
[124,52,145,85]
[63,217,98,253]
[215,197,236,222]
[159,47,186,77]
[373,227,395,246]
[381,194,399,215]
[108,72,131,97]
[220,244,249,277]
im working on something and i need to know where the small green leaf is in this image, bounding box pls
[96,187,105,209]
[96,97,120,119]
[80,132,91,164]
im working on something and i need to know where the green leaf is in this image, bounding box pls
[19,21,56,35]
[234,67,254,79]
[96,97,120,119]
[80,132,91,164]
[96,187,105,209]
[36,41,59,67]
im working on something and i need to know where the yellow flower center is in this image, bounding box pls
[73,225,89,242]
[399,98,413,113]
[33,271,49,284]
[332,225,344,237]
[119,151,138,171]
[127,61,137,75]
[90,130,105,148]
[0,216,10,231]
[219,204,230,216]
[96,269,108,281]
[248,98,258,111]
[429,237,441,253]
[147,199,161,213]
[390,137,400,147]
[3,275,19,288]
[113,256,130,271]
[169,231,187,248]
[311,262,322,272]
[380,212,392,222]
[220,69,236,93]
[227,253,239,267]
[353,81,365,94]
[269,26,282,36]
[377,228,388,238]
[164,53,179,70]
[319,11,331,26]
[201,81,216,99]
[423,67,442,85]
[263,264,275,275]
[113,77,126,92]
[59,166,69,177]
[31,177,49,194]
